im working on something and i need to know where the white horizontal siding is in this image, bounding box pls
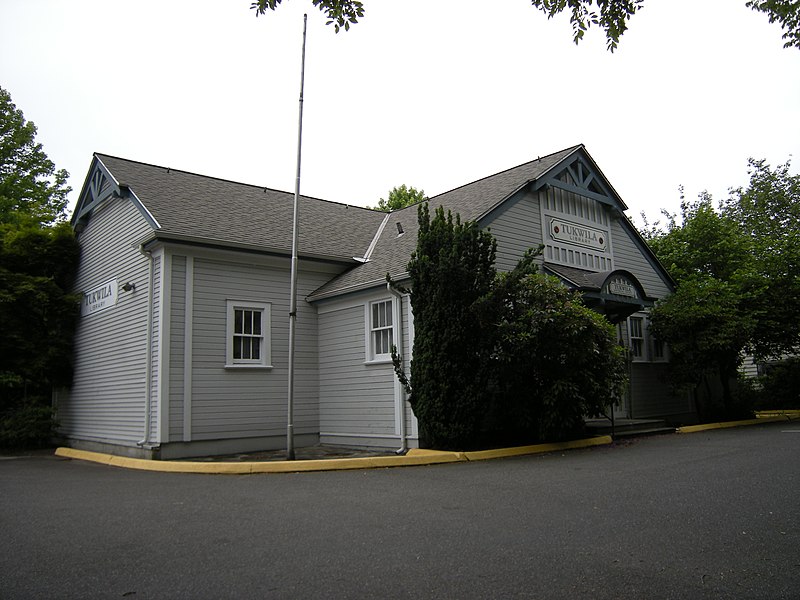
[59,197,153,445]
[609,219,671,300]
[187,257,330,442]
[318,300,396,440]
[484,191,543,273]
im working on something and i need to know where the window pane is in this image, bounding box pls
[253,311,261,336]
[252,339,260,360]
[234,309,243,334]
[242,338,251,359]
[233,336,242,360]
[630,317,642,337]
[373,300,393,329]
[244,310,252,335]
[380,330,388,354]
[384,302,392,327]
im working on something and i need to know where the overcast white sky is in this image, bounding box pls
[1,0,798,226]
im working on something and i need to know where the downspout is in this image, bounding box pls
[137,247,155,448]
[388,282,408,454]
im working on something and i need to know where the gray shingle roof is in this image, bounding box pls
[95,154,386,262]
[307,145,582,299]
[89,145,606,300]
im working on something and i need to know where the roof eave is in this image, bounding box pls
[308,271,411,302]
[140,231,361,265]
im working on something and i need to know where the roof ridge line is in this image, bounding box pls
[93,152,382,213]
[425,144,583,202]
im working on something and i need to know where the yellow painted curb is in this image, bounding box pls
[755,410,800,419]
[462,435,613,462]
[55,446,464,474]
[677,416,787,434]
[54,436,612,474]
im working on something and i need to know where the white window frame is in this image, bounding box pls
[627,313,668,363]
[365,298,394,364]
[226,300,272,368]
[628,315,646,361]
[649,318,669,362]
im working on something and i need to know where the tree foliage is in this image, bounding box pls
[0,222,81,446]
[0,87,70,226]
[0,87,80,447]
[490,250,626,442]
[249,0,800,50]
[723,158,800,359]
[394,203,497,449]
[251,0,364,32]
[746,0,800,49]
[649,273,754,420]
[370,184,426,212]
[530,0,644,51]
[394,206,625,449]
[646,159,800,420]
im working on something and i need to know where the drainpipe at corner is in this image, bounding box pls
[387,282,408,454]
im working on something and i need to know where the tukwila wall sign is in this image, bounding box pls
[81,279,118,316]
[549,218,607,251]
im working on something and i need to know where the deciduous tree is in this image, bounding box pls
[491,250,626,442]
[723,158,800,359]
[0,87,70,226]
[250,0,800,50]
[0,87,80,447]
[645,159,800,420]
[370,184,425,212]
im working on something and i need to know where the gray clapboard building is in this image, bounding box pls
[59,144,693,459]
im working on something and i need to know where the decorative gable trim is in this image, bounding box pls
[532,147,628,212]
[72,156,160,230]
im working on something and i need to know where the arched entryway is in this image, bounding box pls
[543,263,655,419]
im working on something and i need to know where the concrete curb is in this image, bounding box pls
[755,410,800,419]
[677,414,798,434]
[460,435,613,461]
[54,435,613,475]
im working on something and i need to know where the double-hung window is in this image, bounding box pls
[628,316,645,360]
[368,299,394,362]
[626,314,668,362]
[226,301,271,367]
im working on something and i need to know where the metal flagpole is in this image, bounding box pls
[287,13,307,461]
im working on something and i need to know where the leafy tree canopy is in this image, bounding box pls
[0,86,71,226]
[724,158,800,358]
[0,87,80,447]
[645,158,799,419]
[394,207,625,449]
[370,184,426,212]
[646,193,754,283]
[251,0,364,32]
[250,0,800,50]
[491,250,626,442]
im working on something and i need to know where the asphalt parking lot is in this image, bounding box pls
[1,421,798,599]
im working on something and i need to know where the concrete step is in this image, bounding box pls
[584,418,676,439]
[611,426,676,440]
